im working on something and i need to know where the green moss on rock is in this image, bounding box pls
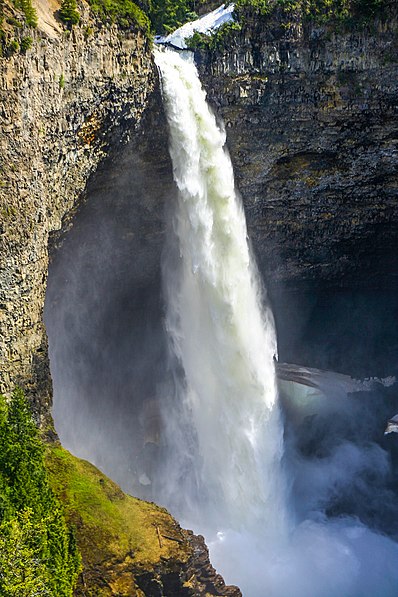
[45,446,192,596]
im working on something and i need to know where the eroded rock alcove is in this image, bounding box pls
[45,94,176,497]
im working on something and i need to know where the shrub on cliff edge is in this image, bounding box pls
[13,0,37,27]
[88,0,150,32]
[149,0,197,33]
[235,0,388,24]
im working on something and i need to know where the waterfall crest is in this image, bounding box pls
[154,48,287,536]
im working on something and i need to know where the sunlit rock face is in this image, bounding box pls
[0,21,155,420]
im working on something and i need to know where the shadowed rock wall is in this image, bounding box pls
[189,9,398,376]
[45,93,175,491]
[196,10,398,289]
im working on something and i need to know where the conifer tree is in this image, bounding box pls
[0,390,81,596]
[59,0,80,27]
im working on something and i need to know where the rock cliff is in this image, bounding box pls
[46,445,241,597]
[196,7,398,290]
[0,6,154,421]
[192,6,398,376]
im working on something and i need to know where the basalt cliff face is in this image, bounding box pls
[196,9,398,291]
[0,8,154,420]
[192,9,398,376]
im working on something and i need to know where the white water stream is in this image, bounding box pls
[154,48,286,535]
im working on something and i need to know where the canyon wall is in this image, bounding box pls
[1,5,397,593]
[2,2,397,419]
[196,8,398,290]
[192,8,398,375]
[0,9,155,422]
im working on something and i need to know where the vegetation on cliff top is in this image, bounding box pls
[87,0,150,32]
[59,0,80,27]
[58,0,150,33]
[0,389,81,596]
[235,0,388,23]
[187,0,392,50]
[0,0,392,56]
[149,0,197,33]
[0,0,37,57]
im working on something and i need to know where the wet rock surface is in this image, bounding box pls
[130,532,241,596]
[182,532,242,597]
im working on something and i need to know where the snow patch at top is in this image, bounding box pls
[155,3,235,50]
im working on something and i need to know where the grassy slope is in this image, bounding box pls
[45,446,191,596]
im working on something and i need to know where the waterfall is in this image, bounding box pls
[154,48,287,538]
[153,48,398,597]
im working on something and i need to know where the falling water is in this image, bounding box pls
[154,48,287,538]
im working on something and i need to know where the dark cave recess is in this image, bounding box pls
[269,280,398,380]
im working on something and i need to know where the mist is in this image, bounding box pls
[203,377,398,596]
[45,102,176,498]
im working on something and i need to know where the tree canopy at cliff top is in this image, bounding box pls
[234,0,389,23]
[154,0,391,38]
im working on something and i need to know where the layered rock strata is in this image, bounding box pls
[196,8,398,290]
[0,12,154,420]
